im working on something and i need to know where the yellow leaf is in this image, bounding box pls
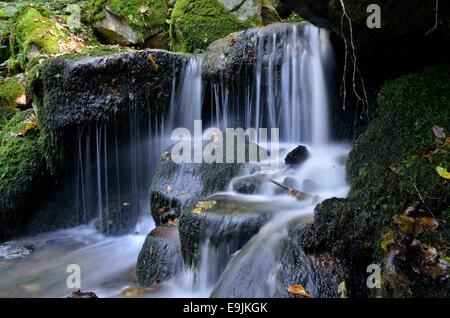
[287,284,313,298]
[193,207,202,214]
[436,166,450,179]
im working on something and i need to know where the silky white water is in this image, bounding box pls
[0,23,349,298]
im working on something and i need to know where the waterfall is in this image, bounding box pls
[209,24,333,145]
[167,57,203,133]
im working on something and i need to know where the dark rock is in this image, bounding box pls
[284,145,309,166]
[30,50,187,138]
[149,141,259,225]
[281,0,450,88]
[277,218,348,298]
[136,224,183,287]
[231,174,267,194]
[67,290,98,298]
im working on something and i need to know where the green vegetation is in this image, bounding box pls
[0,110,47,238]
[312,66,450,297]
[0,76,24,108]
[170,0,256,52]
[9,7,67,69]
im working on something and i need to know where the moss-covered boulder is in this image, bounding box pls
[0,109,50,240]
[9,7,68,69]
[169,0,263,53]
[87,0,169,48]
[305,66,450,297]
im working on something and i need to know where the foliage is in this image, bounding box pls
[0,76,24,108]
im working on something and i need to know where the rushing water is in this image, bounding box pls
[0,23,349,298]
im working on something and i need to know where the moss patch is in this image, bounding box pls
[0,77,25,108]
[9,7,67,69]
[170,0,256,53]
[0,109,48,238]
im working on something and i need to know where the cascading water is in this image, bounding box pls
[0,22,349,298]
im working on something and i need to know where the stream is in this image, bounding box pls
[0,23,351,298]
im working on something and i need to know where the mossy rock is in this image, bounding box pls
[9,7,68,69]
[0,109,49,240]
[0,76,25,108]
[86,0,168,46]
[311,66,450,296]
[170,0,260,53]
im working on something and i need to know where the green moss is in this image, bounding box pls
[0,77,25,108]
[312,67,450,295]
[87,0,168,43]
[0,110,45,212]
[170,0,255,53]
[9,7,68,69]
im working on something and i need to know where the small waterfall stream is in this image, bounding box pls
[0,23,350,298]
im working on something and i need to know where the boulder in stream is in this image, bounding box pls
[284,145,309,166]
[150,140,260,225]
[136,224,183,287]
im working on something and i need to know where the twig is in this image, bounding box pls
[338,0,370,120]
[425,0,439,35]
[409,176,438,220]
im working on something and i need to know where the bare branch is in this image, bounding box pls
[425,0,439,35]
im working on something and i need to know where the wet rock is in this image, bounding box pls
[0,241,34,260]
[68,290,98,298]
[277,219,348,298]
[150,141,259,225]
[31,50,186,137]
[179,195,270,268]
[231,174,267,194]
[136,224,183,287]
[284,145,309,166]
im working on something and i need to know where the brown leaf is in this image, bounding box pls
[288,284,313,298]
[148,54,158,73]
[420,216,439,230]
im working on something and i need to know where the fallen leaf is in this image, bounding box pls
[420,217,439,230]
[288,284,313,298]
[192,207,202,214]
[432,125,446,139]
[436,166,450,179]
[148,54,158,73]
